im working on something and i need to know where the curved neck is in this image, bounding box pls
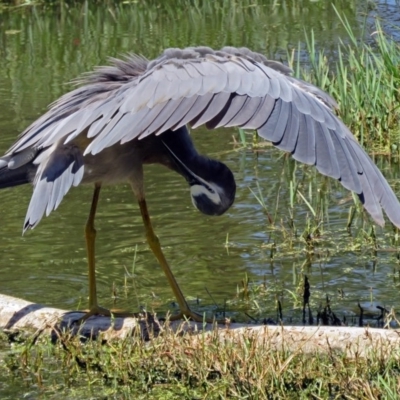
[159,126,212,182]
[140,126,236,215]
[157,126,236,216]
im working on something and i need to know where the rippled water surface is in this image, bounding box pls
[0,0,399,330]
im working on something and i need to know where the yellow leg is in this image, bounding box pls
[76,185,220,323]
[138,198,214,323]
[78,183,137,321]
[83,183,110,317]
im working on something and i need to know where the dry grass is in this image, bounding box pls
[1,322,400,398]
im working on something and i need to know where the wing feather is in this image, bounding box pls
[157,95,200,133]
[212,95,248,128]
[3,46,399,229]
[314,123,340,179]
[257,100,290,144]
[241,94,275,130]
[222,96,263,128]
[191,92,232,129]
[274,101,299,153]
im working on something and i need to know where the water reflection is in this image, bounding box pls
[0,1,399,322]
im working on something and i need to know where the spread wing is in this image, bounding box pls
[3,46,400,228]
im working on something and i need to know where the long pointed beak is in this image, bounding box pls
[162,140,202,185]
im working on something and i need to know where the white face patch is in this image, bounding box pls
[162,140,225,209]
[190,183,222,206]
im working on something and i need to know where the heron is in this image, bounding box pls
[1,46,399,322]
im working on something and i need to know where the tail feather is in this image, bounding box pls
[0,163,35,189]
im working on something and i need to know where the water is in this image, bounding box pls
[0,0,399,328]
[1,1,400,396]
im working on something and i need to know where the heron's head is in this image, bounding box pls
[189,158,236,216]
[162,140,236,216]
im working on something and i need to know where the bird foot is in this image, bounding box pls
[68,305,141,325]
[65,306,227,326]
[168,309,228,325]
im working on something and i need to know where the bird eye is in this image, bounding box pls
[206,185,215,194]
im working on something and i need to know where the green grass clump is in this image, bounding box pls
[238,12,400,155]
[1,327,400,398]
[294,12,400,155]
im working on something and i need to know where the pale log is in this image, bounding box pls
[0,293,399,357]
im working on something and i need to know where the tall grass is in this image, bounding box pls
[288,11,400,154]
[2,327,400,398]
[234,11,400,155]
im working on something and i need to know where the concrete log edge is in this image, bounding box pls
[1,293,399,357]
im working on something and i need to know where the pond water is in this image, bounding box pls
[0,0,399,336]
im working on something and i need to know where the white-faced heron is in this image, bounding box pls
[1,46,399,321]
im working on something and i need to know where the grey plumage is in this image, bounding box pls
[0,45,399,230]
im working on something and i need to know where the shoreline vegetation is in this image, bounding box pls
[1,293,400,398]
[239,8,400,156]
[294,11,400,156]
[1,1,400,398]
